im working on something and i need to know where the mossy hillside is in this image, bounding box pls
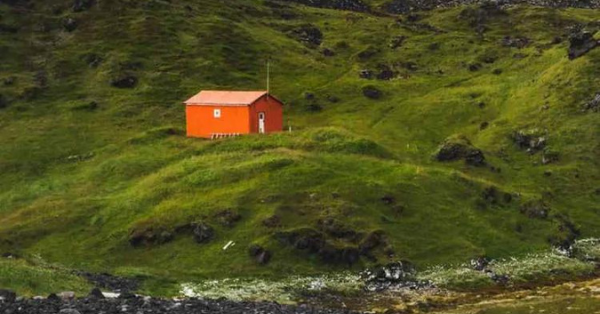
[0,0,599,283]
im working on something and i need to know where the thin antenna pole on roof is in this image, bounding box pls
[266,58,270,97]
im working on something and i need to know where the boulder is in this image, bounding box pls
[470,256,490,271]
[248,245,272,265]
[0,289,16,302]
[192,223,214,244]
[362,85,382,99]
[213,209,241,227]
[434,135,485,166]
[358,231,386,255]
[583,93,600,112]
[62,17,77,32]
[359,69,373,79]
[88,288,104,299]
[512,129,546,154]
[568,30,599,60]
[520,200,550,219]
[290,24,322,48]
[110,75,138,89]
[59,291,75,300]
[501,36,531,49]
[376,65,396,80]
[73,0,94,12]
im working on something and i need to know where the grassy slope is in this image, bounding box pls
[0,0,599,286]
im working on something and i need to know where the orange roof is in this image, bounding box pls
[185,90,272,106]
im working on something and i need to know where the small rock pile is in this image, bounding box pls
[361,262,433,292]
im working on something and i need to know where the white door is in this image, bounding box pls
[258,112,265,134]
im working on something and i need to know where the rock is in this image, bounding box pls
[290,24,322,48]
[326,95,340,103]
[110,75,138,88]
[262,215,281,228]
[357,46,379,61]
[361,261,418,291]
[376,65,396,80]
[128,228,173,247]
[583,93,600,112]
[248,244,272,265]
[512,129,546,154]
[0,94,8,109]
[192,223,214,244]
[3,76,15,86]
[492,68,503,75]
[362,85,382,99]
[359,69,374,79]
[119,291,137,299]
[520,200,550,219]
[389,35,407,49]
[47,293,61,301]
[73,0,95,12]
[568,30,599,60]
[381,0,413,14]
[59,309,81,314]
[62,17,77,32]
[468,63,482,71]
[0,289,16,302]
[88,288,105,299]
[214,209,241,227]
[358,231,386,255]
[501,36,531,49]
[322,48,335,56]
[58,291,75,300]
[434,135,485,166]
[470,256,490,271]
[480,121,489,130]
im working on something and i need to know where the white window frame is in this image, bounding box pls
[213,109,221,118]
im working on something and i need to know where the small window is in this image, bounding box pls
[214,109,221,118]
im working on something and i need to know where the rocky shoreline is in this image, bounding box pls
[0,290,360,314]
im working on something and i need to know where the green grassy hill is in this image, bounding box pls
[0,0,599,288]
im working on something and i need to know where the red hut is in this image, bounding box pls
[184,90,284,139]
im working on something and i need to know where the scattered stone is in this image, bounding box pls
[583,93,600,112]
[359,69,373,79]
[492,68,503,75]
[128,228,173,247]
[434,135,485,166]
[520,200,550,219]
[262,215,282,228]
[248,244,272,265]
[283,0,369,12]
[376,64,396,80]
[214,209,241,227]
[362,85,382,99]
[389,35,407,49]
[62,17,78,32]
[110,75,138,89]
[361,261,427,292]
[73,0,95,12]
[468,63,482,71]
[512,129,546,154]
[59,291,75,301]
[59,309,81,314]
[480,121,489,130]
[88,288,104,299]
[322,48,335,56]
[0,289,16,302]
[568,30,599,60]
[47,293,61,302]
[290,24,322,48]
[358,231,386,255]
[501,36,531,49]
[470,256,489,271]
[192,222,214,244]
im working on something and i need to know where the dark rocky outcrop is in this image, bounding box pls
[361,261,427,292]
[128,228,174,247]
[520,200,550,219]
[275,228,361,264]
[375,64,397,80]
[568,30,599,60]
[583,93,600,112]
[248,244,272,265]
[192,222,214,244]
[88,288,105,299]
[214,209,241,227]
[110,75,138,89]
[362,85,382,99]
[434,135,485,166]
[73,0,95,12]
[0,289,16,302]
[512,129,546,154]
[62,17,78,32]
[501,36,531,49]
[289,24,322,48]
